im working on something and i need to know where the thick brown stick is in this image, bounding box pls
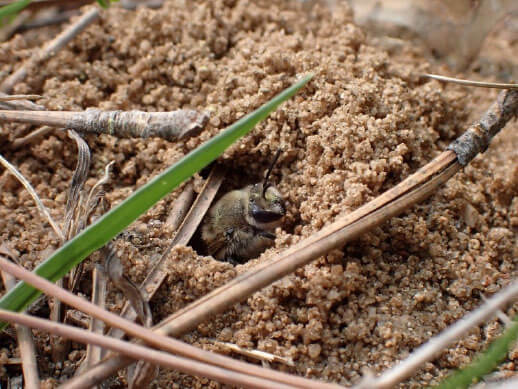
[0,109,210,140]
[448,89,518,165]
[0,8,100,93]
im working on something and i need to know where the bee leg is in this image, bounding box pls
[222,228,243,264]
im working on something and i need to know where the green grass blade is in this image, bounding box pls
[435,319,518,389]
[0,0,31,26]
[0,74,312,328]
[96,0,117,8]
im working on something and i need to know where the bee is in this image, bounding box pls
[201,150,285,263]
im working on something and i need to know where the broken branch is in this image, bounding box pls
[0,109,210,140]
[0,7,100,94]
[448,89,518,165]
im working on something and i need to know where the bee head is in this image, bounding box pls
[246,149,285,229]
[247,183,285,229]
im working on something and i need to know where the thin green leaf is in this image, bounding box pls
[96,0,119,9]
[0,0,31,26]
[435,319,518,389]
[0,74,312,328]
[96,0,109,8]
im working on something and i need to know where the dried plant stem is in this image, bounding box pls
[75,88,518,387]
[18,10,78,31]
[0,94,41,102]
[169,166,225,245]
[437,319,518,389]
[49,278,66,363]
[0,7,100,93]
[213,340,295,367]
[0,0,89,9]
[104,246,152,327]
[424,74,518,90]
[448,89,518,165]
[0,109,210,140]
[0,272,39,389]
[0,309,296,389]
[0,153,64,241]
[0,92,44,111]
[11,126,53,149]
[77,266,107,373]
[0,8,29,41]
[356,280,518,389]
[107,167,224,339]
[165,182,195,231]
[0,256,342,389]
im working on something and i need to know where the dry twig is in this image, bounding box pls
[481,294,512,327]
[0,271,40,389]
[164,182,195,232]
[0,153,64,240]
[0,92,44,110]
[213,340,295,367]
[17,10,78,31]
[0,308,296,389]
[0,0,90,8]
[0,94,41,101]
[448,89,518,165]
[424,74,518,90]
[10,126,52,149]
[355,279,518,389]
[72,89,518,387]
[107,167,224,340]
[0,109,211,140]
[104,246,152,327]
[76,266,107,374]
[0,256,342,389]
[0,7,100,93]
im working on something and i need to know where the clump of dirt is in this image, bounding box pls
[0,0,517,387]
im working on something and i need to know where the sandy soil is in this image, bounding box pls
[0,1,517,387]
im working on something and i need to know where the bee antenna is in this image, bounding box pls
[262,148,282,197]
